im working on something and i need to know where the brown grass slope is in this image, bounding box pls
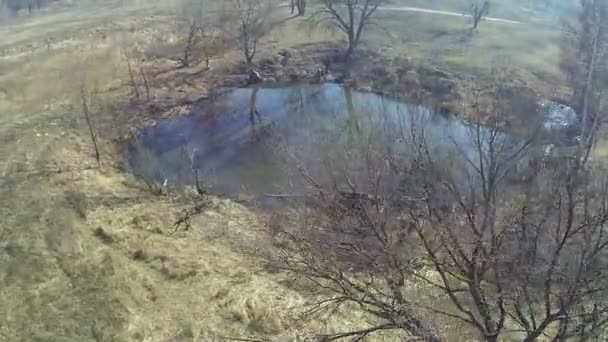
[0,0,570,341]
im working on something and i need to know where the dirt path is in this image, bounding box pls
[377,6,522,25]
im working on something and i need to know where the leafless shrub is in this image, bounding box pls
[264,87,608,341]
[224,0,273,66]
[128,139,168,196]
[121,47,153,102]
[174,0,225,68]
[177,1,207,68]
[124,51,140,100]
[560,0,607,162]
[264,105,443,341]
[170,148,212,234]
[139,65,150,101]
[79,81,101,168]
[93,227,114,244]
[65,188,88,219]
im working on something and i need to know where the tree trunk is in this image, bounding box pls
[244,36,257,66]
[580,12,600,142]
[80,85,101,168]
[522,317,559,342]
[139,67,150,101]
[484,334,498,342]
[345,36,355,66]
[297,0,306,16]
[183,47,190,67]
[126,57,140,99]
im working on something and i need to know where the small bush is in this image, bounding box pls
[93,227,114,244]
[65,188,88,219]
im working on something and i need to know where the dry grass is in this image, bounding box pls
[263,3,565,100]
[0,0,585,341]
[388,0,576,22]
[372,9,563,91]
[0,2,401,341]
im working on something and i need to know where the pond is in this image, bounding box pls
[125,83,579,197]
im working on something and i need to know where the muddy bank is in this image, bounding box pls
[119,43,457,134]
[118,41,545,141]
[219,42,466,114]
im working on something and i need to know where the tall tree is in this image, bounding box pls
[563,0,608,158]
[267,88,608,341]
[311,0,386,60]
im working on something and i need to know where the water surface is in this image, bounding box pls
[125,83,576,197]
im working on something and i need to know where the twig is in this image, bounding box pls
[124,52,140,99]
[139,66,150,101]
[80,83,101,168]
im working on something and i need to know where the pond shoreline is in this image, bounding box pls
[116,44,450,138]
[119,42,558,145]
[125,81,583,206]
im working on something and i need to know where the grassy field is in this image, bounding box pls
[367,12,561,92]
[388,0,577,22]
[0,2,393,341]
[0,0,575,341]
[263,0,566,99]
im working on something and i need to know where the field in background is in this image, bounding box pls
[264,0,566,100]
[388,0,578,22]
[370,8,563,96]
[0,0,574,340]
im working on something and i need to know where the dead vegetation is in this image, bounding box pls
[263,88,608,341]
[225,0,275,66]
[0,0,605,341]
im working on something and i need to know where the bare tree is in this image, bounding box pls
[121,47,154,102]
[176,0,214,68]
[266,87,608,341]
[311,0,385,60]
[409,114,608,341]
[180,19,205,68]
[561,0,607,159]
[79,82,101,168]
[139,64,150,101]
[469,0,490,30]
[226,0,272,66]
[265,108,442,341]
[123,51,140,100]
